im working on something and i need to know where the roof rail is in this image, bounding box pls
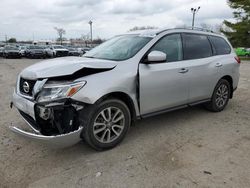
[182,27,214,33]
[157,27,219,35]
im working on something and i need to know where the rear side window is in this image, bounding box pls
[209,36,231,55]
[183,34,212,60]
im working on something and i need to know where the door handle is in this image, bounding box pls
[179,68,189,73]
[215,63,222,67]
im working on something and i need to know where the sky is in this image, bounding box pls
[0,0,234,41]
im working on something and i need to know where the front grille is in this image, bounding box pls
[34,52,43,55]
[33,50,43,54]
[56,51,68,57]
[9,52,19,55]
[19,78,36,96]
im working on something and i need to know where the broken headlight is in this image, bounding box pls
[37,81,86,102]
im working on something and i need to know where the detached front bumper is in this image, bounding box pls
[9,126,83,148]
[10,92,83,148]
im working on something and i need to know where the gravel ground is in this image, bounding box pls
[0,58,250,188]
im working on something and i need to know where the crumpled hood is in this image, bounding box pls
[20,56,117,79]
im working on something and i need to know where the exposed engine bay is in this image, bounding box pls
[34,99,85,136]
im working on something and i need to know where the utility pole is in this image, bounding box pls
[5,35,7,43]
[191,6,200,29]
[88,20,93,45]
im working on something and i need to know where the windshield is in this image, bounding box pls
[5,46,18,50]
[84,35,152,61]
[28,46,44,49]
[53,45,64,49]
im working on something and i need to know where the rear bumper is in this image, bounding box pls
[10,91,83,148]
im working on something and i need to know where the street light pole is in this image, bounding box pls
[88,20,93,45]
[191,6,200,29]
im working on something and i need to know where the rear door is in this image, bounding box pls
[182,33,220,102]
[208,35,237,88]
[139,34,189,115]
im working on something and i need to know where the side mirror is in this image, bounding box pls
[147,51,167,63]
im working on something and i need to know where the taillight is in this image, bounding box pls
[234,56,241,64]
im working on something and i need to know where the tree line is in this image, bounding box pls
[221,0,250,47]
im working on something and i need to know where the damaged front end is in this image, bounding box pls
[35,99,84,136]
[10,77,87,148]
[10,58,117,148]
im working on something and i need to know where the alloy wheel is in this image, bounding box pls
[93,107,125,143]
[215,84,229,108]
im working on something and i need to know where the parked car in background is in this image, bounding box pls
[3,46,21,58]
[19,46,27,57]
[67,47,82,56]
[235,47,250,56]
[44,46,53,58]
[10,28,240,150]
[0,47,4,57]
[25,45,46,58]
[45,45,69,57]
[78,47,91,55]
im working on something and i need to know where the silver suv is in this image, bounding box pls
[10,28,240,150]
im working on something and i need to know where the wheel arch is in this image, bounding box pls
[96,92,138,122]
[220,75,233,98]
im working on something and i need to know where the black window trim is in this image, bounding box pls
[140,32,231,64]
[207,36,216,55]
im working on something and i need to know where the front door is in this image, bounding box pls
[139,34,189,115]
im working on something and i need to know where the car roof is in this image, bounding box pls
[125,27,225,38]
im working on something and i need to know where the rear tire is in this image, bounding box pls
[205,79,231,112]
[81,98,131,151]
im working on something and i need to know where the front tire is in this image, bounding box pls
[82,99,131,151]
[205,79,231,112]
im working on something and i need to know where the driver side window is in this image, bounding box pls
[150,34,183,62]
